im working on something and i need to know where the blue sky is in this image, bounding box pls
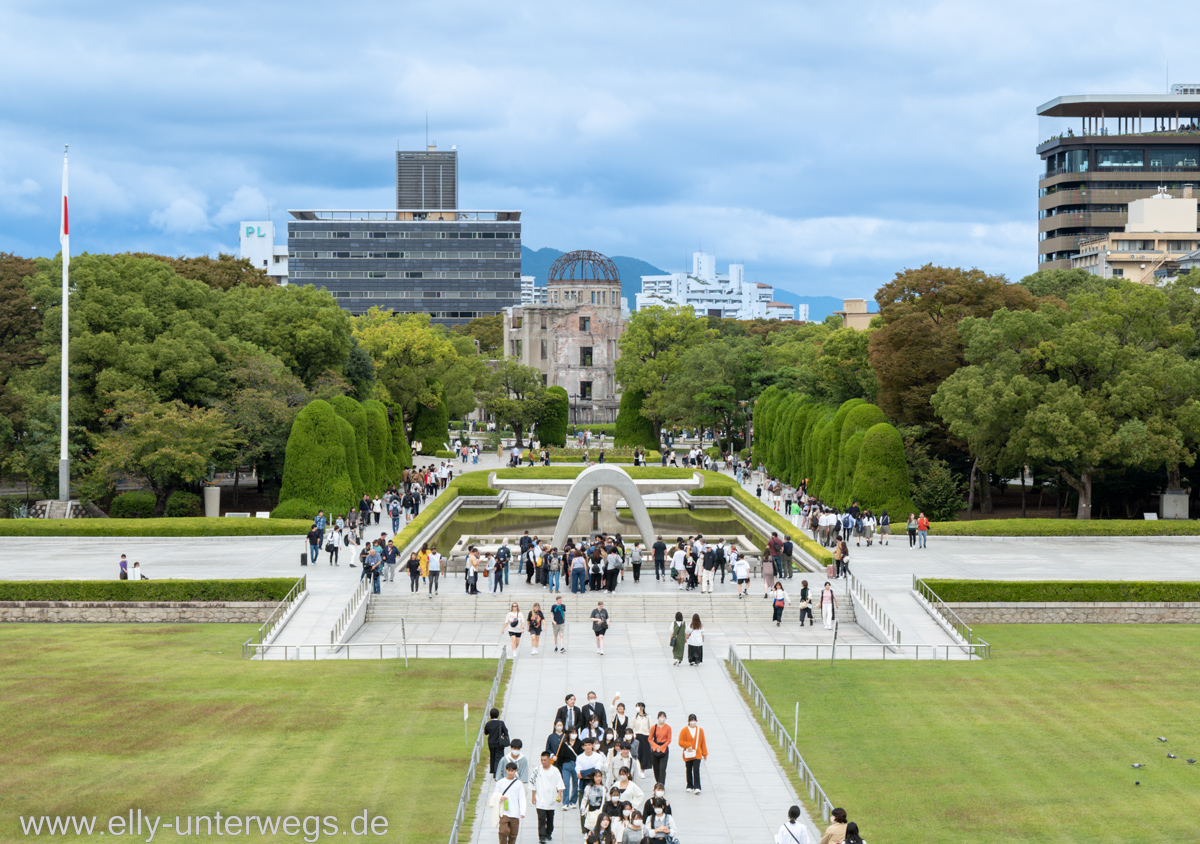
[2,0,1197,297]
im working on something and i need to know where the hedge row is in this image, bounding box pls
[0,578,299,602]
[931,519,1200,537]
[491,467,696,480]
[925,579,1200,603]
[0,518,312,537]
[753,389,914,517]
[539,386,569,447]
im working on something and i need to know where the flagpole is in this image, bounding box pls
[59,144,70,503]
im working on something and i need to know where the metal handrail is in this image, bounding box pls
[913,576,992,658]
[242,641,397,660]
[727,646,835,824]
[255,576,306,645]
[330,577,371,647]
[735,641,989,660]
[448,649,508,844]
[843,572,901,645]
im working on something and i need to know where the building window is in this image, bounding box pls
[540,339,547,360]
[580,381,593,400]
[579,316,590,331]
[580,346,593,367]
[512,316,522,328]
[1097,149,1144,168]
[540,316,548,329]
[542,373,548,385]
[1113,269,1124,277]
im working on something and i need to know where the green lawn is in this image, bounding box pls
[745,626,1200,843]
[0,625,497,843]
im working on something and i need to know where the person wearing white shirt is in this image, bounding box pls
[531,752,564,843]
[607,746,642,785]
[427,549,442,596]
[671,546,687,590]
[644,799,678,841]
[493,762,526,844]
[775,805,811,844]
[574,739,605,788]
[611,764,644,808]
[732,552,750,599]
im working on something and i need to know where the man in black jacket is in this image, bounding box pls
[580,691,606,730]
[483,708,509,779]
[652,536,667,581]
[555,694,582,733]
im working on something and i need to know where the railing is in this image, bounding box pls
[448,650,508,844]
[913,576,992,658]
[408,642,501,659]
[330,577,371,649]
[242,641,397,660]
[727,647,834,824]
[843,572,900,645]
[735,641,990,660]
[253,576,306,645]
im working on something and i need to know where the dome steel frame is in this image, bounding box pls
[547,250,621,284]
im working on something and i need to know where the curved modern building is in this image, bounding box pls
[1037,89,1200,270]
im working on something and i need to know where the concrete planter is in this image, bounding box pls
[945,601,1200,624]
[0,600,277,623]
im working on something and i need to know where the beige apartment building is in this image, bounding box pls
[503,250,626,424]
[1072,188,1199,283]
[835,298,875,330]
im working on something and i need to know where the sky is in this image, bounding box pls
[2,0,1198,298]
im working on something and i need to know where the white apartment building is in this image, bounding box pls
[520,275,547,305]
[636,252,801,320]
[239,221,289,284]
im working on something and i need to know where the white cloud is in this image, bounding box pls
[212,186,270,226]
[149,198,210,234]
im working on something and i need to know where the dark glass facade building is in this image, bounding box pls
[287,210,522,326]
[1037,93,1200,270]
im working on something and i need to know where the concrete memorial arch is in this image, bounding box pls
[551,465,655,549]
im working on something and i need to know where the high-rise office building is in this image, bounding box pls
[396,145,458,210]
[287,209,522,326]
[1037,89,1200,269]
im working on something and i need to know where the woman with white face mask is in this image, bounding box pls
[677,714,708,794]
[644,798,678,842]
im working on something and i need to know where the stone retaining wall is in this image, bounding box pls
[0,601,277,623]
[946,602,1200,624]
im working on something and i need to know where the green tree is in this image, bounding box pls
[131,252,274,291]
[614,305,710,443]
[452,314,504,355]
[218,283,353,387]
[869,265,1037,435]
[85,391,235,514]
[343,338,376,401]
[409,381,450,455]
[934,286,1200,518]
[276,399,356,517]
[0,253,43,438]
[1017,268,1121,300]
[354,310,461,431]
[214,354,308,504]
[815,327,877,404]
[614,389,659,451]
[537,386,569,447]
[478,358,546,447]
[386,403,412,476]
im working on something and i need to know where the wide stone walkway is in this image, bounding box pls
[464,621,819,844]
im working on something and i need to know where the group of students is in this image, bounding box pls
[487,693,708,844]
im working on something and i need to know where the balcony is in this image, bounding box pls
[1039,212,1129,233]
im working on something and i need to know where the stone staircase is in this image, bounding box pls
[364,589,855,625]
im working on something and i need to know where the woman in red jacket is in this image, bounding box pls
[677,713,708,794]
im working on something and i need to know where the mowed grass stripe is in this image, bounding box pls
[0,624,496,842]
[745,626,1200,844]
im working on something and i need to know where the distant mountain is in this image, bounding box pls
[521,245,876,321]
[521,246,665,305]
[766,291,878,322]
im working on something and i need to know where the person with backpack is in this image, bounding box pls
[497,542,511,587]
[547,547,563,593]
[853,512,865,547]
[879,510,891,546]
[781,535,794,579]
[551,596,567,652]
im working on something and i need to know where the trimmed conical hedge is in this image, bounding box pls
[852,422,916,518]
[387,402,412,479]
[334,416,362,494]
[276,399,356,518]
[615,389,658,450]
[539,386,569,447]
[362,399,392,491]
[330,395,373,493]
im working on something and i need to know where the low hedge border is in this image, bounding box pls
[924,579,1200,603]
[931,519,1200,537]
[491,467,696,481]
[0,578,298,602]
[0,518,313,538]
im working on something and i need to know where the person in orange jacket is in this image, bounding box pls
[676,713,708,794]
